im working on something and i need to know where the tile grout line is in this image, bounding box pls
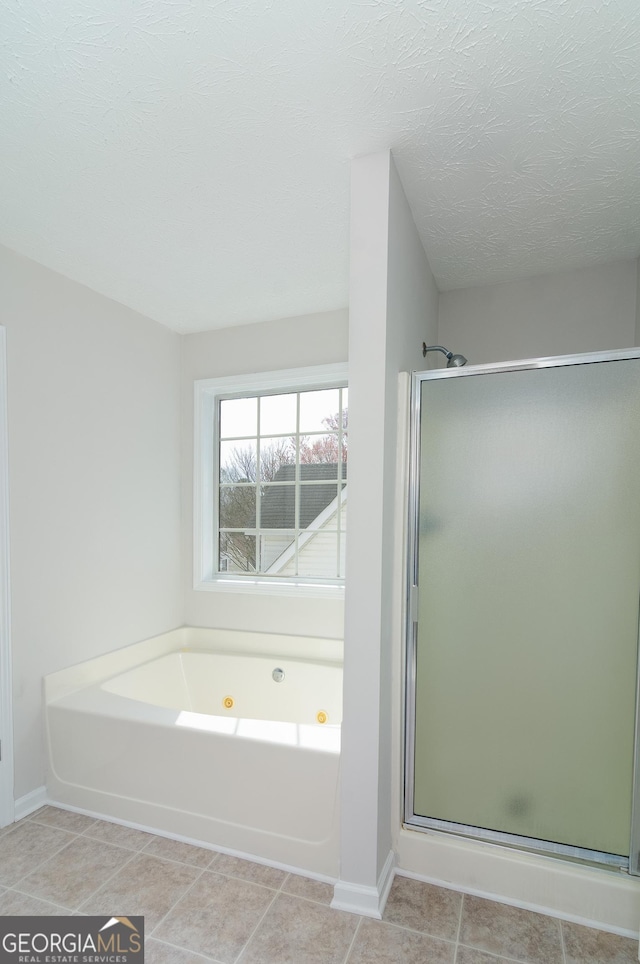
[202,870,287,892]
[4,826,141,912]
[20,814,84,837]
[456,947,544,964]
[276,886,343,910]
[146,866,207,938]
[148,862,296,959]
[80,826,149,844]
[377,915,458,945]
[281,891,335,908]
[559,919,568,964]
[137,835,220,874]
[147,934,224,963]
[2,825,87,893]
[231,887,281,964]
[153,855,294,896]
[2,886,77,915]
[20,826,198,914]
[453,892,465,964]
[26,813,106,839]
[341,914,364,964]
[74,847,143,914]
[277,872,288,893]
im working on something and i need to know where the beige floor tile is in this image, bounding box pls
[0,822,75,886]
[0,889,70,915]
[4,815,41,834]
[83,820,156,850]
[239,892,359,964]
[347,918,455,964]
[460,895,564,964]
[383,877,462,941]
[154,871,275,963]
[456,947,514,964]
[24,806,48,820]
[562,920,639,963]
[28,805,98,833]
[212,853,286,889]
[79,853,201,929]
[281,873,334,904]
[141,836,216,869]
[145,938,217,963]
[16,835,135,909]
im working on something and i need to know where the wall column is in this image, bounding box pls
[333,151,438,916]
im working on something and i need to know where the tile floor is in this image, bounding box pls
[0,807,637,963]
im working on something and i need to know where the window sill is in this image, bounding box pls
[193,578,345,600]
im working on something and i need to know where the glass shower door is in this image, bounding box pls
[407,353,640,862]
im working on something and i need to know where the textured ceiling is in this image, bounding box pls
[2,0,640,332]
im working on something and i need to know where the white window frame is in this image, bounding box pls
[194,362,348,598]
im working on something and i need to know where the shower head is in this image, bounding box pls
[447,353,468,368]
[422,344,468,367]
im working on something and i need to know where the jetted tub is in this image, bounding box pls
[45,628,343,876]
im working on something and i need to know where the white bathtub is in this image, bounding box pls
[45,628,343,876]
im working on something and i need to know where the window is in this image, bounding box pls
[194,364,348,595]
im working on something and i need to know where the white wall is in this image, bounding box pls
[1,245,182,799]
[336,150,438,909]
[439,259,639,365]
[182,309,348,638]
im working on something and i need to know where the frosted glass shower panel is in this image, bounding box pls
[413,359,640,857]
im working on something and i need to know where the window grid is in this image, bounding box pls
[336,389,344,578]
[293,392,301,577]
[255,394,262,573]
[216,386,347,580]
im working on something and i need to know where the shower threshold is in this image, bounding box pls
[404,814,629,871]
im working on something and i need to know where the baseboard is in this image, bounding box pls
[14,786,48,821]
[331,850,396,918]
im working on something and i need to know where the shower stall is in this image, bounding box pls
[404,347,640,872]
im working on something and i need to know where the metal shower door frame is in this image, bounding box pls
[404,346,640,873]
[0,327,14,829]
